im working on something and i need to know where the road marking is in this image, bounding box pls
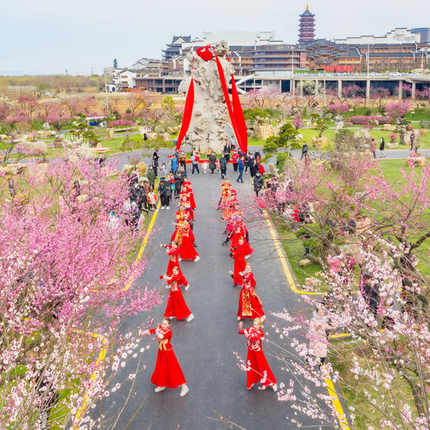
[263,211,350,430]
[263,211,323,296]
[75,200,161,426]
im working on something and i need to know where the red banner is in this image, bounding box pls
[231,75,247,153]
[215,54,245,153]
[176,78,194,150]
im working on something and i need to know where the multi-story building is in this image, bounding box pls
[251,44,306,74]
[106,69,137,92]
[180,31,285,77]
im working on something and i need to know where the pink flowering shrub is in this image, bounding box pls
[385,102,412,119]
[349,115,390,126]
[107,119,136,128]
[327,102,349,115]
[291,113,305,130]
[4,115,31,125]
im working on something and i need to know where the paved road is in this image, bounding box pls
[99,167,331,429]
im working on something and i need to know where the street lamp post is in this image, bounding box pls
[291,46,295,96]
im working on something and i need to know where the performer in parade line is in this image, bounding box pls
[143,318,189,396]
[229,237,254,287]
[217,178,231,211]
[162,267,194,322]
[178,220,200,262]
[238,318,277,391]
[237,264,265,321]
[179,194,194,221]
[223,217,249,249]
[221,189,238,222]
[161,241,182,276]
[181,178,196,210]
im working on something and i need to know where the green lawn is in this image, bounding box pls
[297,127,430,150]
[275,159,430,286]
[276,223,322,286]
[329,339,417,430]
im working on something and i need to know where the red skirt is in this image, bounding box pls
[164,290,192,320]
[151,349,186,388]
[179,235,199,260]
[237,287,265,319]
[246,349,277,389]
[233,258,247,285]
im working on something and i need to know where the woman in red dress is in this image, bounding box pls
[161,241,182,276]
[162,267,194,321]
[229,237,254,286]
[179,195,194,220]
[224,220,249,250]
[178,221,200,262]
[144,318,189,396]
[181,179,196,209]
[171,205,190,244]
[237,264,265,321]
[238,318,277,391]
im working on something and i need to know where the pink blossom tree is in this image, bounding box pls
[250,154,430,428]
[326,102,349,116]
[385,102,412,119]
[291,113,305,130]
[0,155,162,429]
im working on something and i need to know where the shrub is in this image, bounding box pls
[349,116,372,126]
[107,119,136,128]
[349,115,390,126]
[390,133,398,142]
[327,102,349,116]
[385,102,412,119]
[372,116,390,125]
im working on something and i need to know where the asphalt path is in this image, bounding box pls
[99,166,331,429]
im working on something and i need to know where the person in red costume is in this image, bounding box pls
[143,318,189,396]
[218,180,231,211]
[223,219,248,250]
[161,241,182,276]
[179,194,194,220]
[178,220,200,262]
[162,266,194,322]
[229,237,254,287]
[237,263,265,321]
[181,179,196,209]
[221,189,238,222]
[238,318,277,391]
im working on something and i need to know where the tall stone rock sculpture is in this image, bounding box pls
[180,41,235,154]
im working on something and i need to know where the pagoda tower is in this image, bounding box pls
[298,4,315,44]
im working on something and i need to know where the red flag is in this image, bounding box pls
[176,79,194,150]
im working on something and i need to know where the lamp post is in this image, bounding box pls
[291,46,295,96]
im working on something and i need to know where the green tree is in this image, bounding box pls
[243,107,270,125]
[113,58,118,69]
[263,122,301,165]
[34,83,51,96]
[162,96,175,119]
[71,119,101,148]
[310,112,332,138]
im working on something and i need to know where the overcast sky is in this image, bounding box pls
[2,0,429,75]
